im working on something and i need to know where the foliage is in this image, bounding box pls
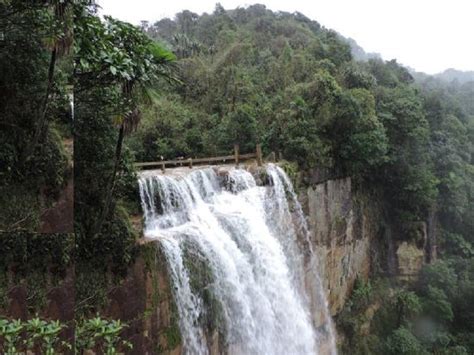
[416,77,474,242]
[75,316,132,354]
[336,278,390,354]
[339,258,474,354]
[0,319,23,355]
[0,0,73,231]
[386,326,427,355]
[75,4,177,239]
[392,290,422,326]
[417,260,457,297]
[24,317,71,355]
[0,233,73,314]
[422,286,453,322]
[350,278,373,310]
[127,95,212,160]
[0,318,70,355]
[443,233,474,262]
[75,12,176,97]
[1,316,132,355]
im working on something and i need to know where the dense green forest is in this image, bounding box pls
[0,2,473,354]
[130,4,473,233]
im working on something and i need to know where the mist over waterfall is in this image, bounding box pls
[138,164,337,355]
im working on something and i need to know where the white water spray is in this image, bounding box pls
[139,165,337,354]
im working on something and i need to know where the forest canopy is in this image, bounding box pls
[128,4,472,231]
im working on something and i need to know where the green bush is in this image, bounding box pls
[26,128,69,193]
[0,318,70,355]
[386,326,427,355]
[75,316,132,355]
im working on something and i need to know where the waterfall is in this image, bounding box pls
[138,164,337,355]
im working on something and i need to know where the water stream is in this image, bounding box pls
[138,164,337,354]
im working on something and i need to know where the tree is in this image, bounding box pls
[375,84,438,220]
[417,260,457,298]
[0,0,72,230]
[75,8,177,237]
[392,290,422,327]
[386,327,427,355]
[329,88,388,174]
[20,0,74,166]
[423,286,454,322]
[219,104,258,153]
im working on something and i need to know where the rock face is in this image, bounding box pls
[304,177,381,315]
[394,221,428,282]
[302,175,430,315]
[103,244,182,354]
[395,241,425,282]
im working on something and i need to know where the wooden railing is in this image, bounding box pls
[134,144,270,172]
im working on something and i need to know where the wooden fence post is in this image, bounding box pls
[234,144,240,166]
[188,158,193,169]
[160,156,165,173]
[270,151,276,162]
[256,144,263,166]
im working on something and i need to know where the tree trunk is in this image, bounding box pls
[426,204,437,263]
[90,123,125,237]
[21,47,57,165]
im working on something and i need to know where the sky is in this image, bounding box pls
[98,0,474,74]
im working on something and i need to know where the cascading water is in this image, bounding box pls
[138,164,337,355]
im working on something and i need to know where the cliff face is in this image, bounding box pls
[302,177,381,315]
[393,221,429,282]
[301,175,430,316]
[102,244,182,354]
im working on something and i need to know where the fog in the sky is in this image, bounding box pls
[98,0,474,74]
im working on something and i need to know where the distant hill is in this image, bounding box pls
[433,68,474,84]
[341,40,473,84]
[342,37,382,62]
